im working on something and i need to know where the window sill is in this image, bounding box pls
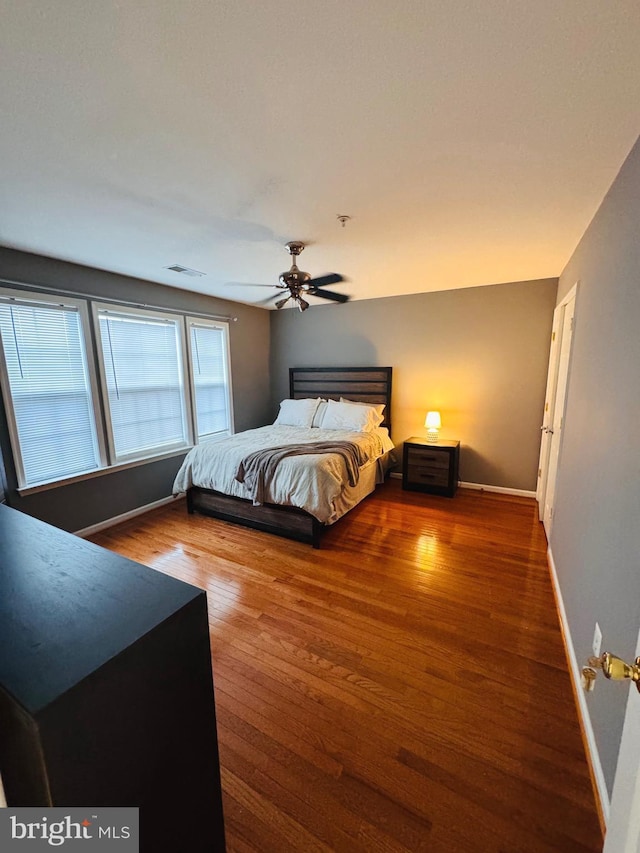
[197,430,232,445]
[17,447,193,497]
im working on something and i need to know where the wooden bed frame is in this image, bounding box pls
[186,366,393,548]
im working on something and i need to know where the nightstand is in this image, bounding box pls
[402,437,460,497]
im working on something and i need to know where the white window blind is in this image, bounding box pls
[96,308,189,461]
[0,298,101,487]
[189,320,232,440]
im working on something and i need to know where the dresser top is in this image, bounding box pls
[0,504,202,714]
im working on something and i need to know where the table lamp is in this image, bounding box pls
[425,411,441,442]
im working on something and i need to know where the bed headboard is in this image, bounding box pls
[289,367,393,432]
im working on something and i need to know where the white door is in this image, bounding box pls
[603,630,640,852]
[537,307,562,519]
[537,285,576,536]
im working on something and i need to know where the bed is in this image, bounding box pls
[173,366,394,547]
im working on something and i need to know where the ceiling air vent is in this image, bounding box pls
[164,264,206,277]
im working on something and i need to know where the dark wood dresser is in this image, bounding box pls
[0,505,225,852]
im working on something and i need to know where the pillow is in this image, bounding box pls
[318,399,379,432]
[274,398,321,428]
[311,400,328,427]
[340,397,385,427]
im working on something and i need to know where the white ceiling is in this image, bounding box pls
[1,1,640,309]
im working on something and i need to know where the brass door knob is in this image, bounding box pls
[587,652,640,691]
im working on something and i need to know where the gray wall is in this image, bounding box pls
[270,278,558,491]
[551,135,640,794]
[0,247,271,531]
[0,441,7,504]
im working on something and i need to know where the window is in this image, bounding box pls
[187,318,233,441]
[0,291,103,487]
[0,286,234,491]
[94,305,191,463]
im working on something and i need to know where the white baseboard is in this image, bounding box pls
[459,481,536,498]
[547,546,610,823]
[390,472,535,498]
[74,494,183,538]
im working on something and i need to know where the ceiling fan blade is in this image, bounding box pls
[225,282,283,288]
[256,292,283,305]
[307,273,344,288]
[308,288,350,303]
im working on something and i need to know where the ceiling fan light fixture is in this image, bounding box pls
[297,297,309,312]
[275,297,290,310]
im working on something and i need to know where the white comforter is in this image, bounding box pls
[173,425,394,523]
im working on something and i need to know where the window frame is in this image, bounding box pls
[0,288,107,489]
[185,316,235,443]
[92,302,194,465]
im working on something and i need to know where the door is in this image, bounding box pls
[537,307,562,519]
[537,285,576,536]
[603,630,640,852]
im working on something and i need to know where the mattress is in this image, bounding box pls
[173,424,395,524]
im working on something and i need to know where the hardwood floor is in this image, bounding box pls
[90,480,602,853]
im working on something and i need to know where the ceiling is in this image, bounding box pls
[1,1,640,310]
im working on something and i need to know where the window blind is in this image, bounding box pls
[97,310,188,460]
[0,300,100,486]
[189,322,231,439]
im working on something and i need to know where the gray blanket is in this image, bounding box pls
[235,441,366,506]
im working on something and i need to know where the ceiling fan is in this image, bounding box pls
[234,242,349,312]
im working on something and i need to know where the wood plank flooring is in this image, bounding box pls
[90,480,602,853]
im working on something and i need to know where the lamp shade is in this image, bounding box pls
[425,411,441,430]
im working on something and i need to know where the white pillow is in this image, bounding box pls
[339,397,385,427]
[318,399,378,432]
[274,398,321,427]
[311,400,328,427]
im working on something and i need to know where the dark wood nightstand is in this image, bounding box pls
[402,437,460,497]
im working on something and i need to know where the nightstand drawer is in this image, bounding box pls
[406,448,450,469]
[406,465,450,487]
